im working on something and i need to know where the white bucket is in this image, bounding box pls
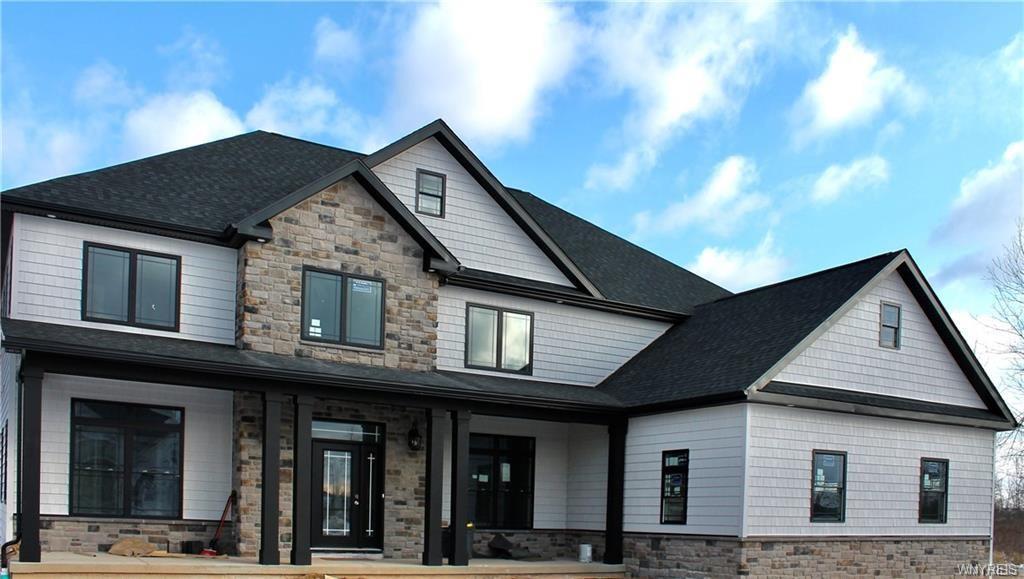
[578,543,593,563]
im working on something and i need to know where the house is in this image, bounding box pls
[0,119,1016,577]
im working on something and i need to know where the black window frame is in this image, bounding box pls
[81,242,182,332]
[464,304,535,375]
[69,398,185,520]
[919,457,949,524]
[415,169,446,218]
[300,265,387,349]
[809,449,847,523]
[468,433,536,530]
[879,301,902,349]
[1,420,7,505]
[660,449,689,525]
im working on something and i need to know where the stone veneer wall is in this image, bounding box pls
[235,175,439,371]
[39,516,226,554]
[472,530,606,561]
[231,391,427,561]
[623,534,991,578]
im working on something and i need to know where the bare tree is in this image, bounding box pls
[989,221,1024,459]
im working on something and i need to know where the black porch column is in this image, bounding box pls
[291,395,314,565]
[449,409,471,566]
[422,408,446,566]
[260,393,284,565]
[19,367,43,563]
[604,418,627,565]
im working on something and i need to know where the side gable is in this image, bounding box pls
[372,136,573,286]
[364,120,598,295]
[773,269,987,408]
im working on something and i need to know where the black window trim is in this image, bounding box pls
[660,448,689,525]
[300,265,387,350]
[81,241,182,332]
[809,449,847,523]
[469,432,536,530]
[464,303,535,375]
[415,169,446,218]
[918,457,949,524]
[68,398,185,520]
[879,300,902,350]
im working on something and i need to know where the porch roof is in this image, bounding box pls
[0,318,622,411]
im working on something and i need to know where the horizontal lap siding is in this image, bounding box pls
[624,405,746,536]
[567,423,608,530]
[372,137,574,286]
[40,374,233,520]
[744,404,994,536]
[10,214,237,344]
[437,286,670,385]
[0,352,20,543]
[775,272,986,408]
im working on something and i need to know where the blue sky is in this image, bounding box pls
[2,2,1022,392]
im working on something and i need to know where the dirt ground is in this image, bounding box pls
[993,510,1024,562]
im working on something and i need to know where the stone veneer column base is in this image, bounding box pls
[624,534,991,578]
[472,530,606,561]
[39,516,227,554]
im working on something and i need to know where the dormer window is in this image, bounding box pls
[879,302,901,349]
[415,169,445,218]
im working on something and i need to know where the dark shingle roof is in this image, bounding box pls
[598,251,900,408]
[2,131,361,235]
[508,188,731,313]
[0,318,622,409]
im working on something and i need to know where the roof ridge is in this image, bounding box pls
[506,187,731,296]
[260,130,366,158]
[700,250,903,306]
[3,130,264,193]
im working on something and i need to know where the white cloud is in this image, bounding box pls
[997,32,1023,84]
[74,60,140,107]
[932,141,1023,284]
[158,29,227,89]
[1,114,92,187]
[246,77,363,142]
[632,155,767,237]
[793,26,919,144]
[811,155,889,204]
[314,17,360,64]
[687,232,787,291]
[123,91,245,158]
[386,0,580,147]
[585,2,785,191]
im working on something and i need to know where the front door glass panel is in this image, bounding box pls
[322,449,353,537]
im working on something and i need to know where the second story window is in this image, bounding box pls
[880,302,901,349]
[302,267,384,348]
[415,170,445,218]
[465,305,533,374]
[82,242,180,330]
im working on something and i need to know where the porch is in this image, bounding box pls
[6,332,627,570]
[11,552,626,578]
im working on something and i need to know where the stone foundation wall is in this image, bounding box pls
[39,516,226,554]
[472,529,606,561]
[624,534,743,578]
[623,534,991,578]
[738,537,990,578]
[230,391,426,561]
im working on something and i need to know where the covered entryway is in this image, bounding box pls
[310,419,385,552]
